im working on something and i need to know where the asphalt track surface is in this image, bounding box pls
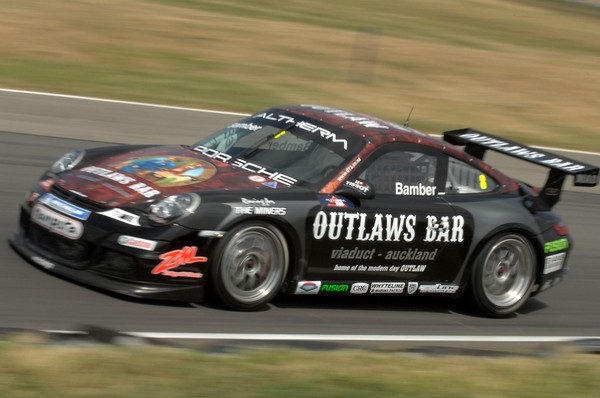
[1,90,599,342]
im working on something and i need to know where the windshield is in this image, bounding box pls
[192,116,364,186]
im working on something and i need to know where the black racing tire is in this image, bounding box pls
[211,222,289,311]
[469,233,537,318]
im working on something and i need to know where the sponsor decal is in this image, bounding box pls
[407,282,418,295]
[337,156,362,182]
[80,166,161,198]
[399,264,427,272]
[332,247,376,260]
[234,206,286,216]
[330,247,437,262]
[108,156,218,188]
[544,238,569,254]
[193,145,297,186]
[333,264,392,272]
[313,211,464,243]
[306,106,391,129]
[262,181,278,189]
[333,263,427,273]
[544,252,566,275]
[32,256,55,270]
[384,248,437,261]
[248,175,267,183]
[242,197,275,206]
[575,173,597,185]
[39,193,91,220]
[266,139,311,152]
[151,246,206,278]
[118,235,158,251]
[317,195,354,209]
[350,283,369,294]
[295,281,321,294]
[370,282,405,294]
[320,284,349,292]
[230,122,262,131]
[252,112,349,150]
[31,204,83,240]
[233,197,286,216]
[98,208,141,226]
[458,132,588,172]
[38,179,55,191]
[424,215,464,243]
[344,179,370,194]
[418,284,459,294]
[395,182,437,196]
[233,207,253,215]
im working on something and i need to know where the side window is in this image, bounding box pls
[360,150,438,196]
[446,157,498,194]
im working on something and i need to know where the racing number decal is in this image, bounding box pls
[479,174,488,190]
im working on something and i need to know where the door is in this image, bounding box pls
[306,143,473,285]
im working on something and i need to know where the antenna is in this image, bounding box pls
[403,106,414,127]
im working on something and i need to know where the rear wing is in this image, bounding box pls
[444,128,599,208]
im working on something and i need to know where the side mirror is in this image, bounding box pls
[334,178,375,200]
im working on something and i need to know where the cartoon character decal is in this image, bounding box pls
[108,156,217,187]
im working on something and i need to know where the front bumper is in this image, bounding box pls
[11,202,208,302]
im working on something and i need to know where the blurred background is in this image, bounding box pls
[1,0,599,150]
[1,2,599,396]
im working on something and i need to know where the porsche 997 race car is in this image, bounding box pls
[10,104,599,317]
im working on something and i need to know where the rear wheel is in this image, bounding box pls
[211,222,289,311]
[470,233,537,317]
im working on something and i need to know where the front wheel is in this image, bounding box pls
[469,233,537,317]
[211,222,289,311]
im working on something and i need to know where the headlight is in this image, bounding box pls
[51,149,85,173]
[148,193,200,224]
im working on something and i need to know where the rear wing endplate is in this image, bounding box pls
[444,128,599,208]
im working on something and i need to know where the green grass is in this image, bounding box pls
[0,338,599,397]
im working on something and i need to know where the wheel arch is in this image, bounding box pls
[207,215,303,288]
[460,223,542,290]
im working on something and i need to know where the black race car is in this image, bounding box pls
[10,104,599,317]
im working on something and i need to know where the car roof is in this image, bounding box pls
[266,105,518,193]
[270,104,459,153]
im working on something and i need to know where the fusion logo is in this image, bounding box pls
[320,284,349,293]
[294,281,322,295]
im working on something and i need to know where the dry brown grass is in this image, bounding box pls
[0,0,599,150]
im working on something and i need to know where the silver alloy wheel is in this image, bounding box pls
[480,235,535,309]
[218,224,288,307]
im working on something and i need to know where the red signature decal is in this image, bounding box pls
[151,246,207,278]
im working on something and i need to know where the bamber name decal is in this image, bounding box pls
[312,211,464,243]
[396,183,437,196]
[151,246,207,278]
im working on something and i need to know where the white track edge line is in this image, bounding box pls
[2,88,598,157]
[0,88,248,117]
[41,331,599,343]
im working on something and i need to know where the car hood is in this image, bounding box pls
[54,145,292,208]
